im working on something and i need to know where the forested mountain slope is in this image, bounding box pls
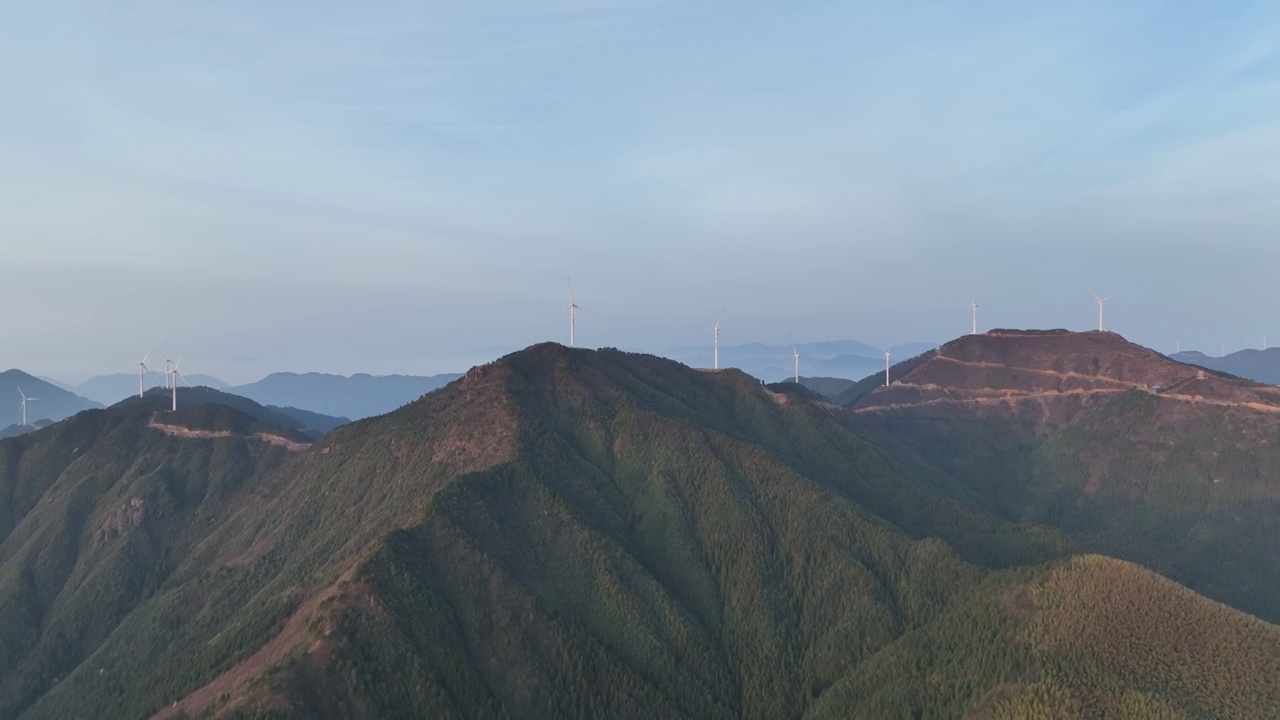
[852,329,1280,623]
[2,344,1278,719]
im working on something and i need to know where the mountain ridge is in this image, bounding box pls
[3,341,1280,718]
[0,370,101,429]
[228,371,464,420]
[847,329,1280,624]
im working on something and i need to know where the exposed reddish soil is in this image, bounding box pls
[854,331,1280,427]
[152,571,375,720]
[149,421,311,452]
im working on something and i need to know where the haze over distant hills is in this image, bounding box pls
[655,339,937,383]
[64,371,461,421]
[37,338,934,419]
[1171,348,1280,385]
[227,371,464,420]
[74,373,229,406]
[0,370,101,428]
[4,338,1280,717]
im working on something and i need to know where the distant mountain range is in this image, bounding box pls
[1171,348,1280,385]
[655,339,937,382]
[64,371,462,420]
[74,373,229,405]
[39,339,930,419]
[0,370,102,428]
[228,372,463,420]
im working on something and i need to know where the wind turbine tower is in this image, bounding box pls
[137,352,151,398]
[971,299,978,335]
[1091,293,1108,332]
[884,350,891,387]
[711,321,721,370]
[793,346,800,384]
[17,388,39,427]
[168,359,185,412]
[708,308,724,370]
[565,279,581,348]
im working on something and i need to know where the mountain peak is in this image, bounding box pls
[853,329,1280,426]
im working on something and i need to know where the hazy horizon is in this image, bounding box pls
[5,2,1280,381]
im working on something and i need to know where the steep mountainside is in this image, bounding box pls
[0,371,101,428]
[796,376,856,399]
[2,344,1279,718]
[229,371,462,420]
[852,329,1280,622]
[0,402,309,719]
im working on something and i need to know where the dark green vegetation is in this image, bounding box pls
[0,370,101,428]
[117,387,349,439]
[852,329,1280,624]
[794,376,855,400]
[2,340,1280,718]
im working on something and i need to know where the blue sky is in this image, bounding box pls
[3,0,1280,381]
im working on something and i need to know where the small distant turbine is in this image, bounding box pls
[168,359,187,412]
[1091,293,1108,332]
[883,350,891,387]
[564,279,582,348]
[793,346,800,384]
[971,299,978,335]
[17,387,39,427]
[708,308,724,370]
[137,351,151,398]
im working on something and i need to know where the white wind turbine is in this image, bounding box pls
[168,359,187,412]
[17,387,39,427]
[565,279,582,348]
[883,350,891,387]
[137,352,151,398]
[708,308,724,370]
[793,346,800,383]
[971,299,979,335]
[1091,293,1108,332]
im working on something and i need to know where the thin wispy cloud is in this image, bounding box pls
[3,1,1280,380]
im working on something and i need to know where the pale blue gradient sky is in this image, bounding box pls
[4,1,1280,381]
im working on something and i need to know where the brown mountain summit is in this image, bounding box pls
[846,329,1280,625]
[853,329,1280,428]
